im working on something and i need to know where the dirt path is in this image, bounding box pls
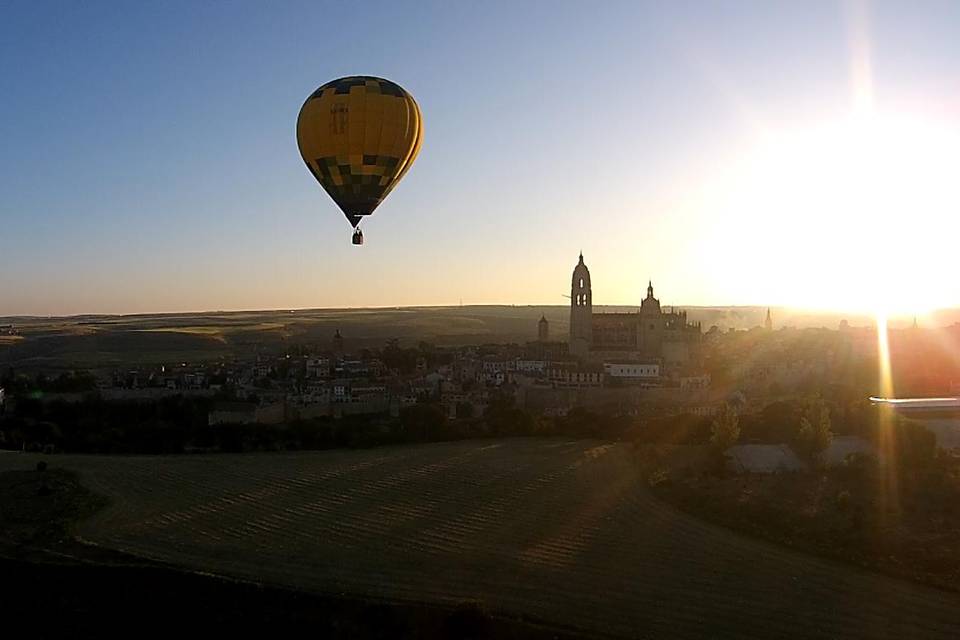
[3,440,959,639]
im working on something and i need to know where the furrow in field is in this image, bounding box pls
[11,439,958,640]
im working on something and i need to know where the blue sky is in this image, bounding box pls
[2,1,959,315]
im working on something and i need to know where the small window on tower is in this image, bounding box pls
[579,278,584,288]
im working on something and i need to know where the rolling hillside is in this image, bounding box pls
[3,439,959,638]
[3,304,936,369]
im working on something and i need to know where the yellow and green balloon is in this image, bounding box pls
[297,76,423,243]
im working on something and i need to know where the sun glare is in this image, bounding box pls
[700,110,960,316]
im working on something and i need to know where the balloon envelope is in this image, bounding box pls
[297,76,423,228]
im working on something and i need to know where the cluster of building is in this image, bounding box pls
[198,253,718,423]
[569,253,703,370]
[7,254,724,425]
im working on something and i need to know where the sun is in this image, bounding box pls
[698,109,960,318]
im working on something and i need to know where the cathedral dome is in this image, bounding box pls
[641,280,660,314]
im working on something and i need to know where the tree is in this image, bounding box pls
[400,403,446,441]
[710,404,740,452]
[796,401,833,464]
[745,399,799,443]
[895,417,936,469]
[817,404,833,449]
[382,339,418,373]
[484,391,536,436]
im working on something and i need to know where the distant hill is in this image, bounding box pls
[1,305,955,369]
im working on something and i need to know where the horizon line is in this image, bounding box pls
[0,303,952,323]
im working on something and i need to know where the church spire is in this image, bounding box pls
[647,280,654,299]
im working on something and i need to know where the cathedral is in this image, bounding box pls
[569,253,702,369]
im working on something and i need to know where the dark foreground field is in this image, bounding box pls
[0,558,570,640]
[2,440,960,639]
[0,467,571,639]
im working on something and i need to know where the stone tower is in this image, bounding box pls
[538,314,549,342]
[764,308,773,331]
[639,280,664,356]
[569,253,592,358]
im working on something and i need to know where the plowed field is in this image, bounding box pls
[3,439,958,639]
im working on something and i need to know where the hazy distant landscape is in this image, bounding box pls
[2,304,949,370]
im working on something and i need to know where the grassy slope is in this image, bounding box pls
[637,444,960,592]
[0,465,577,640]
[0,467,108,551]
[2,441,958,639]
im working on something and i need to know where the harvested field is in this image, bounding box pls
[2,440,959,639]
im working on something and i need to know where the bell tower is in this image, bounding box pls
[569,252,592,358]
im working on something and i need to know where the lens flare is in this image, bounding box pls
[874,313,900,517]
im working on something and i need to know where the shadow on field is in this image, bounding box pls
[0,465,577,640]
[0,558,578,640]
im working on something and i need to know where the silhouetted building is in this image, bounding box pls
[568,254,701,369]
[332,329,344,355]
[765,308,773,331]
[570,253,593,357]
[538,315,549,342]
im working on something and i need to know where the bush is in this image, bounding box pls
[895,418,937,469]
[400,403,447,441]
[483,392,541,437]
[710,405,740,452]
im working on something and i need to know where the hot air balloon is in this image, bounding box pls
[297,76,423,245]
